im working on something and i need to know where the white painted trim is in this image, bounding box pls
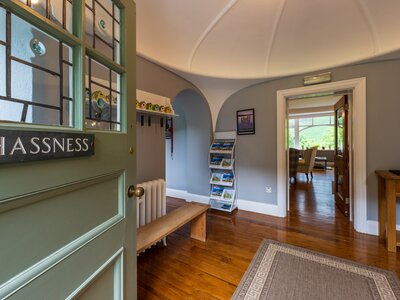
[277,77,368,233]
[366,221,400,236]
[0,215,124,299]
[237,198,284,217]
[66,248,124,299]
[166,188,190,201]
[187,193,210,204]
[166,188,209,205]
[166,188,283,217]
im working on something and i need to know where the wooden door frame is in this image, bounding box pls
[276,77,367,234]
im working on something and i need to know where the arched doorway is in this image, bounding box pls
[166,89,213,200]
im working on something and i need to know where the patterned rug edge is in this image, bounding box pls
[231,239,400,299]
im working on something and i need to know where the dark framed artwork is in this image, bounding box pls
[237,109,255,135]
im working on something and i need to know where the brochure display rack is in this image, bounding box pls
[209,131,237,213]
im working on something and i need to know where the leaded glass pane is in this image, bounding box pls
[11,60,60,105]
[12,14,60,73]
[18,0,73,33]
[0,10,74,127]
[26,104,60,125]
[0,7,5,42]
[0,100,24,122]
[85,0,121,63]
[63,99,72,126]
[0,45,5,97]
[85,57,120,131]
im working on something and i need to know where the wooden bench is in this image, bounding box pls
[136,202,210,254]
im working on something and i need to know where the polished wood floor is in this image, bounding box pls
[137,170,400,299]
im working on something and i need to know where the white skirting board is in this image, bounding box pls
[366,220,400,236]
[166,188,399,236]
[166,188,284,218]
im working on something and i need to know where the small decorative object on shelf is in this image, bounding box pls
[136,90,178,117]
[209,131,237,213]
[165,106,172,114]
[146,102,153,110]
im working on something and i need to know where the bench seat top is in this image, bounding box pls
[137,202,209,253]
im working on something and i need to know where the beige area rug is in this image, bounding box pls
[232,240,400,300]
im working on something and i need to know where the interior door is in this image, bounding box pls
[334,95,350,217]
[0,0,137,299]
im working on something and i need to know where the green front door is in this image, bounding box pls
[0,0,137,298]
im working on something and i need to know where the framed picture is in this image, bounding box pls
[237,109,255,135]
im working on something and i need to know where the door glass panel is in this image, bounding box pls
[12,14,60,74]
[63,99,73,126]
[336,108,344,156]
[11,61,60,105]
[26,104,60,125]
[0,7,5,42]
[18,0,73,33]
[86,57,121,131]
[0,45,5,96]
[85,0,121,63]
[0,100,24,122]
[0,10,74,127]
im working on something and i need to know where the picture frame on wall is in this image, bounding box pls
[237,109,255,135]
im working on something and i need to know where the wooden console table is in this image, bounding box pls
[375,170,400,252]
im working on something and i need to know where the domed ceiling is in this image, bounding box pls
[136,0,400,80]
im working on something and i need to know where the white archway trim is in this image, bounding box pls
[276,77,368,234]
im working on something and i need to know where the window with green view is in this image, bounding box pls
[289,115,334,149]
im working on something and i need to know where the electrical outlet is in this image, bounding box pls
[265,187,272,193]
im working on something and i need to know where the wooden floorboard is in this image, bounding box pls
[137,170,400,299]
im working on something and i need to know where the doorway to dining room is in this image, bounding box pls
[286,92,353,224]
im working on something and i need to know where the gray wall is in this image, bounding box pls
[136,115,166,183]
[136,56,204,183]
[166,90,213,196]
[216,59,400,222]
[165,103,187,190]
[137,56,203,100]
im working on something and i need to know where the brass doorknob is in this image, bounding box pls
[127,185,144,198]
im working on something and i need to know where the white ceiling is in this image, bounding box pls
[136,0,400,80]
[136,0,400,128]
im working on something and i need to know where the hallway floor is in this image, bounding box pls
[137,171,400,299]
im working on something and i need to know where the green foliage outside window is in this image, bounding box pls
[288,116,335,149]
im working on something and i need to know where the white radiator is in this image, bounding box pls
[136,179,167,249]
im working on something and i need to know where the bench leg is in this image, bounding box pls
[191,212,206,242]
